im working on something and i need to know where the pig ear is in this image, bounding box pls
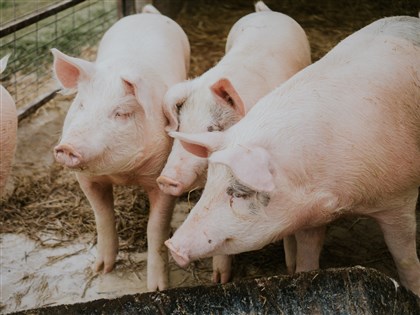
[163,81,192,132]
[0,54,10,74]
[122,77,153,118]
[210,78,245,117]
[169,131,224,158]
[51,48,94,89]
[209,145,275,192]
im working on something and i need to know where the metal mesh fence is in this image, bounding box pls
[0,0,119,118]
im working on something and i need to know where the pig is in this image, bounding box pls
[0,54,17,197]
[158,1,310,197]
[165,16,420,296]
[51,5,190,291]
[157,1,311,283]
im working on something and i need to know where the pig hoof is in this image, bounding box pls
[93,258,115,274]
[212,271,231,284]
[147,278,169,292]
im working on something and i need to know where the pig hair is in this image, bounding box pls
[209,99,242,131]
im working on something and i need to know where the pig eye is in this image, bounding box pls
[79,103,84,109]
[207,124,222,132]
[226,187,250,199]
[175,101,184,115]
[114,111,132,120]
[233,192,247,198]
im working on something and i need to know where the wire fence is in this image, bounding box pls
[0,0,120,120]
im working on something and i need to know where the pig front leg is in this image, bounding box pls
[146,188,176,291]
[212,255,233,284]
[373,190,420,296]
[77,174,118,273]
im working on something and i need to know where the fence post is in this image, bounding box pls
[117,0,137,17]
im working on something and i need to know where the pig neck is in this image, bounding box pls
[83,144,170,189]
[115,123,172,188]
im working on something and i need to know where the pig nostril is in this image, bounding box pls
[54,145,81,167]
[169,182,179,188]
[208,239,212,244]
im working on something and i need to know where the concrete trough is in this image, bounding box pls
[12,267,420,315]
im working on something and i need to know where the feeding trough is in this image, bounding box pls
[11,267,420,314]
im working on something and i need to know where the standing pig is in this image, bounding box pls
[157,1,311,283]
[166,16,420,296]
[158,1,310,196]
[52,5,190,291]
[0,55,17,197]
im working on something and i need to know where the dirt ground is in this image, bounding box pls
[1,0,419,314]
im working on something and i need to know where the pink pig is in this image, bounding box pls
[166,16,420,296]
[0,55,18,197]
[52,5,190,291]
[158,1,310,197]
[157,1,311,283]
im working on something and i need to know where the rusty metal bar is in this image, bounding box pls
[0,0,87,38]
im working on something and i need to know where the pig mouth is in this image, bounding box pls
[165,239,191,268]
[66,165,87,172]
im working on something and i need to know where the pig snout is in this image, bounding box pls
[156,175,185,196]
[54,144,83,168]
[166,225,226,267]
[164,239,191,268]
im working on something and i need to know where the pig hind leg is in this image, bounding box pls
[212,255,233,284]
[294,226,326,273]
[373,189,420,296]
[283,235,297,274]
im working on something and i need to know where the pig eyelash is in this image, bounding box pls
[114,112,132,120]
[207,123,223,132]
[226,186,252,199]
[207,125,218,132]
[175,101,184,115]
[227,179,271,207]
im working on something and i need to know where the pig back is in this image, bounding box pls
[234,16,420,203]
[225,11,310,72]
[300,16,420,198]
[0,85,17,196]
[96,13,190,84]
